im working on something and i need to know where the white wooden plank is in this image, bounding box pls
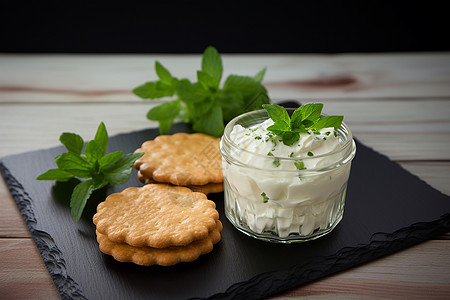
[1,53,450,102]
[1,100,449,160]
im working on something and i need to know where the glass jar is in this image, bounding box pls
[220,108,356,243]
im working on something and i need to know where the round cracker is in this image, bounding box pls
[96,220,222,266]
[93,184,219,248]
[137,170,224,195]
[134,133,223,186]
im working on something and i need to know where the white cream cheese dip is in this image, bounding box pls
[220,108,356,242]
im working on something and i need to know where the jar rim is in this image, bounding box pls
[220,108,356,172]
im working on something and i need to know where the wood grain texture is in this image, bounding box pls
[1,53,449,299]
[0,238,60,300]
[272,240,450,299]
[1,53,449,102]
[0,100,449,160]
[0,177,30,238]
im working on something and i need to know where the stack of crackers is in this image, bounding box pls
[93,133,224,266]
[134,133,224,195]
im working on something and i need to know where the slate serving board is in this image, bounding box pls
[1,102,450,300]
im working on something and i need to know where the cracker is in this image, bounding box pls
[93,184,219,248]
[134,133,223,186]
[96,220,222,266]
[137,171,224,195]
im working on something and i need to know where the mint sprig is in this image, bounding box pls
[133,46,270,137]
[36,122,144,222]
[262,103,343,146]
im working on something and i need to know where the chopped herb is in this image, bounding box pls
[334,131,338,137]
[325,131,331,136]
[245,133,250,136]
[261,192,269,203]
[307,151,314,157]
[289,152,294,157]
[323,137,327,140]
[267,152,274,156]
[273,158,280,167]
[294,161,306,170]
[254,136,262,140]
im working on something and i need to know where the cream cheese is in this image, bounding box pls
[222,118,352,238]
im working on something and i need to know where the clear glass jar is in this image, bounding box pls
[220,108,356,243]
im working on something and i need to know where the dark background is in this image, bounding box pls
[1,1,448,53]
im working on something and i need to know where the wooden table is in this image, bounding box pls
[1,52,449,299]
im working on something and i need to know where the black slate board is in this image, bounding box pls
[2,102,450,300]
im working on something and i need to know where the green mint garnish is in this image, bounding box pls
[307,151,314,156]
[294,161,306,170]
[262,103,343,146]
[133,46,270,137]
[273,158,280,167]
[261,192,269,203]
[36,122,144,222]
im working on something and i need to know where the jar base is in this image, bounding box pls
[225,210,343,243]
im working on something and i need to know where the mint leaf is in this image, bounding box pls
[133,81,174,99]
[70,179,106,222]
[300,103,323,123]
[133,46,271,137]
[147,100,180,121]
[243,84,270,111]
[281,132,300,146]
[267,122,290,134]
[313,115,344,130]
[36,169,74,181]
[201,46,222,88]
[253,67,267,83]
[193,98,215,118]
[94,122,108,157]
[155,61,173,85]
[85,140,104,163]
[176,79,210,104]
[147,100,181,134]
[99,151,123,169]
[290,103,323,130]
[56,152,91,178]
[263,103,343,145]
[262,104,290,126]
[103,152,145,185]
[158,119,174,134]
[59,133,84,155]
[37,122,144,222]
[193,105,224,137]
[216,90,245,122]
[197,70,218,91]
[223,75,258,97]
